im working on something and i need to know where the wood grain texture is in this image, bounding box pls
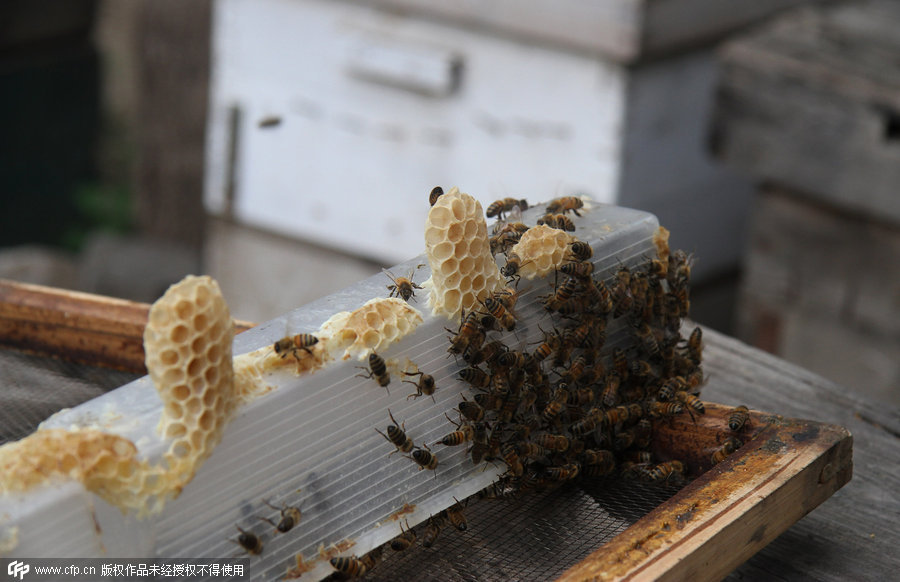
[712,0,900,225]
[0,279,255,373]
[559,403,852,581]
[702,326,898,582]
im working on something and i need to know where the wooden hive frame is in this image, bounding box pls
[559,403,852,581]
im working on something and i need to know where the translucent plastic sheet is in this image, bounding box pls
[1,201,664,581]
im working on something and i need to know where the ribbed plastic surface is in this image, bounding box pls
[1,201,659,581]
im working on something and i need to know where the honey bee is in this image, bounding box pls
[259,499,302,533]
[329,556,368,578]
[385,265,425,302]
[686,326,703,363]
[668,250,692,289]
[634,322,660,357]
[231,525,263,555]
[569,409,602,437]
[582,449,616,476]
[588,279,614,315]
[501,443,524,477]
[501,252,525,279]
[410,444,439,472]
[612,266,634,317]
[473,392,504,411]
[458,395,485,422]
[482,296,516,331]
[258,115,283,128]
[516,441,549,460]
[464,339,505,366]
[535,433,570,452]
[542,385,569,423]
[620,461,655,481]
[537,213,576,231]
[389,521,416,552]
[545,462,580,481]
[531,332,561,363]
[649,401,684,418]
[492,286,520,311]
[600,373,621,407]
[376,409,414,456]
[568,240,593,261]
[711,437,743,465]
[728,405,750,432]
[629,359,654,379]
[675,391,705,416]
[389,519,417,551]
[486,197,529,220]
[490,230,522,255]
[421,515,443,548]
[497,391,522,424]
[356,352,390,392]
[469,422,491,464]
[459,366,491,389]
[402,370,436,402]
[648,257,668,280]
[543,277,579,312]
[657,376,687,401]
[273,333,318,360]
[429,186,444,206]
[604,403,643,427]
[448,309,485,355]
[546,196,584,216]
[445,497,468,531]
[562,354,594,388]
[559,260,594,279]
[648,460,685,484]
[436,420,475,447]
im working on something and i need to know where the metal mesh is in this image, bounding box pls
[0,350,139,445]
[364,478,683,582]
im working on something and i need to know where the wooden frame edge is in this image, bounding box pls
[557,404,853,581]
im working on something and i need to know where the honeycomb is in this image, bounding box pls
[143,275,236,484]
[321,297,423,361]
[508,224,577,279]
[0,429,142,508]
[424,187,503,318]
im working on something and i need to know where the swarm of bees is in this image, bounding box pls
[437,194,707,498]
[268,192,752,580]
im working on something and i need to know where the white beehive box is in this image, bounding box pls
[204,0,815,302]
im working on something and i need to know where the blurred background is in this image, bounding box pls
[1,0,897,407]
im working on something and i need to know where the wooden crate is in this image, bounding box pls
[561,403,852,581]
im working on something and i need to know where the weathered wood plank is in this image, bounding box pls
[699,326,900,582]
[712,1,900,225]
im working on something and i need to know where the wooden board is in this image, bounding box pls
[559,403,851,581]
[0,279,255,373]
[712,0,900,226]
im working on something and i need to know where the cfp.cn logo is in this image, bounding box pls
[7,561,29,580]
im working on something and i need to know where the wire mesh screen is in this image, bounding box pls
[0,350,140,445]
[363,478,683,582]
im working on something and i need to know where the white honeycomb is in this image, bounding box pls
[0,428,144,508]
[509,224,578,279]
[143,275,236,484]
[320,297,423,361]
[424,187,503,318]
